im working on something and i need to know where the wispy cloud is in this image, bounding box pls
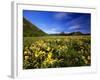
[68,25,80,30]
[64,16,87,32]
[44,28,60,34]
[38,23,62,34]
[54,13,71,20]
[65,16,84,26]
[54,13,66,19]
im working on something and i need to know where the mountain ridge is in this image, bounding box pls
[23,17,47,37]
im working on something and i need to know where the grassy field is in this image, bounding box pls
[23,36,91,69]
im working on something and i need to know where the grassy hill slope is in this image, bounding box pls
[23,17,47,37]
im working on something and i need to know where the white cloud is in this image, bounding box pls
[44,28,60,34]
[54,13,70,20]
[68,25,80,30]
[65,16,85,28]
[55,13,66,18]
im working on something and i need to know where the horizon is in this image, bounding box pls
[23,10,91,34]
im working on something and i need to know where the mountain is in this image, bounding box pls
[50,31,90,36]
[23,17,47,37]
[68,31,83,35]
[68,31,90,36]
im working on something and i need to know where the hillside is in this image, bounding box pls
[23,17,47,37]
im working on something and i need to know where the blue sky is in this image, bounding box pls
[23,10,91,34]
